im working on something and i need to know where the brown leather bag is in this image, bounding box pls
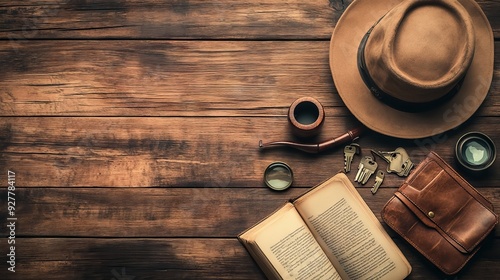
[381,151,498,275]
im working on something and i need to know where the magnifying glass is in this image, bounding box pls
[455,132,496,172]
[264,162,293,191]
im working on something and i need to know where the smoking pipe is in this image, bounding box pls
[259,126,365,154]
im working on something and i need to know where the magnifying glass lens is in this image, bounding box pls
[462,140,490,166]
[455,132,496,172]
[264,162,293,191]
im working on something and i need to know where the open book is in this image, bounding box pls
[238,173,411,280]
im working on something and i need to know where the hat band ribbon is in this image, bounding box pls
[357,24,464,113]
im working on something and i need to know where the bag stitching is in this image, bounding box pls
[382,197,472,275]
[403,153,497,250]
[381,152,498,275]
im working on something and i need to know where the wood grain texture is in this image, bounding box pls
[0,0,498,39]
[0,0,341,39]
[0,187,498,238]
[1,41,499,117]
[0,237,498,280]
[1,116,499,188]
[1,0,499,279]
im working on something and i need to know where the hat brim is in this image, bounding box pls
[329,0,494,139]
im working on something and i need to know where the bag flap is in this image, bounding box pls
[382,194,474,275]
[396,152,498,253]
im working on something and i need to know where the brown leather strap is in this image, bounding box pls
[394,191,469,253]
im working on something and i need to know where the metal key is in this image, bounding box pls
[387,147,414,176]
[354,156,368,182]
[355,156,377,184]
[343,145,358,172]
[360,157,378,184]
[350,143,361,152]
[397,147,414,176]
[374,147,414,177]
[371,149,391,164]
[371,170,385,194]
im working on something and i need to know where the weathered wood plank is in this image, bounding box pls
[0,40,340,117]
[0,238,265,280]
[0,187,498,237]
[1,40,499,117]
[0,1,497,280]
[1,117,499,188]
[0,0,498,39]
[0,237,498,279]
[0,0,341,40]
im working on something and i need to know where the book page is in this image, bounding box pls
[294,173,411,280]
[241,203,342,280]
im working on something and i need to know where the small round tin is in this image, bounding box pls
[455,132,496,172]
[264,162,293,191]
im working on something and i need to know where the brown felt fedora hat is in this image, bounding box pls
[330,0,494,139]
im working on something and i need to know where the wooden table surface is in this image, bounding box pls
[0,0,499,279]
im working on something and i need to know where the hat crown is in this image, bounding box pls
[330,0,494,138]
[364,0,475,104]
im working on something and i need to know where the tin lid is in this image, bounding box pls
[264,162,293,191]
[455,132,496,172]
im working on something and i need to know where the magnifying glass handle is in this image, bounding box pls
[259,126,365,154]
